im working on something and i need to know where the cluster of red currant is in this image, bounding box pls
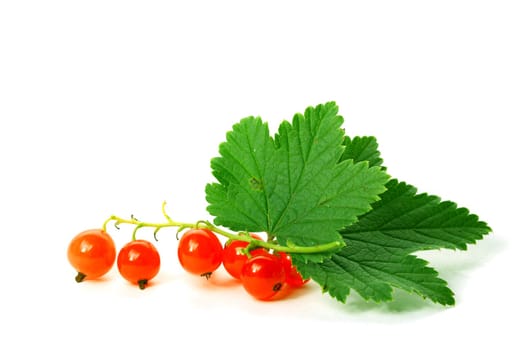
[178,228,309,300]
[67,227,309,300]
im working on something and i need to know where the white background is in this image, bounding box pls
[1,1,523,349]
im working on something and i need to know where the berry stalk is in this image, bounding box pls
[102,202,344,255]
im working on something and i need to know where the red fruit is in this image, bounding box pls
[117,239,161,289]
[278,252,310,287]
[178,229,223,277]
[67,229,116,282]
[240,253,285,301]
[223,234,265,279]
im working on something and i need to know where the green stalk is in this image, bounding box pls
[102,202,344,255]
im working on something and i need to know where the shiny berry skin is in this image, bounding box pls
[117,240,161,289]
[222,234,265,280]
[278,252,310,287]
[240,253,285,301]
[177,229,223,277]
[67,229,116,282]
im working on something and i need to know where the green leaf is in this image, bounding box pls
[340,136,384,168]
[206,102,390,261]
[294,179,491,305]
[342,180,491,253]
